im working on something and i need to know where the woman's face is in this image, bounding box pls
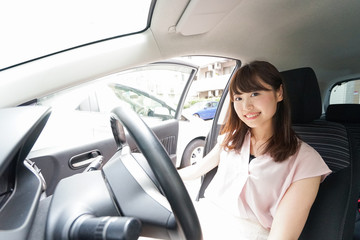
[233,79,283,131]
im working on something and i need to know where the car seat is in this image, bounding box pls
[281,67,360,239]
[325,103,360,239]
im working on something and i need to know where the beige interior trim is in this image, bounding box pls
[176,0,242,36]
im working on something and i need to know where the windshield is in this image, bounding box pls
[0,0,152,70]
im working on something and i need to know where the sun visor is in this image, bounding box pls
[176,0,242,36]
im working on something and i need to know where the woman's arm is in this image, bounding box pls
[178,143,221,181]
[268,176,321,240]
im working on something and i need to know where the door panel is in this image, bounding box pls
[149,120,179,164]
[28,137,117,196]
[29,119,179,196]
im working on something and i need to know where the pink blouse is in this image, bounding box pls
[204,131,332,229]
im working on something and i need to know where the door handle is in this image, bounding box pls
[69,150,102,169]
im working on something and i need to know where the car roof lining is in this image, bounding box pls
[175,0,242,36]
[151,0,360,99]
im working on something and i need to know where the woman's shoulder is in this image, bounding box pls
[297,140,322,159]
[291,139,332,182]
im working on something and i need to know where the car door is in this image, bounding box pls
[27,61,198,196]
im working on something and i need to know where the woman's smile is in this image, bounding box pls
[244,112,261,120]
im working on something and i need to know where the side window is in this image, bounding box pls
[108,83,176,121]
[33,57,236,154]
[33,63,196,151]
[37,63,195,124]
[181,56,236,120]
[95,64,194,123]
[330,79,360,104]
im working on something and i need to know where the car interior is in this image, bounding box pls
[0,0,360,239]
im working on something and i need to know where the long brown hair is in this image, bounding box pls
[220,61,299,162]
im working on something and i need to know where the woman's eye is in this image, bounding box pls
[234,97,242,101]
[251,92,259,97]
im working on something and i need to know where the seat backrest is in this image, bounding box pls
[326,103,360,239]
[281,67,360,240]
[325,104,360,171]
[326,104,360,124]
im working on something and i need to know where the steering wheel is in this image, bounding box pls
[109,105,202,240]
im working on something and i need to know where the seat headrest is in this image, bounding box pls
[281,67,322,124]
[326,104,360,123]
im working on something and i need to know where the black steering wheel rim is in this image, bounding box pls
[111,106,202,240]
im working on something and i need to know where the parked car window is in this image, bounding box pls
[329,79,360,104]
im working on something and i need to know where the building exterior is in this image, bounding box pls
[190,59,236,99]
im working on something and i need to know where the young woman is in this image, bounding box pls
[179,61,331,239]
